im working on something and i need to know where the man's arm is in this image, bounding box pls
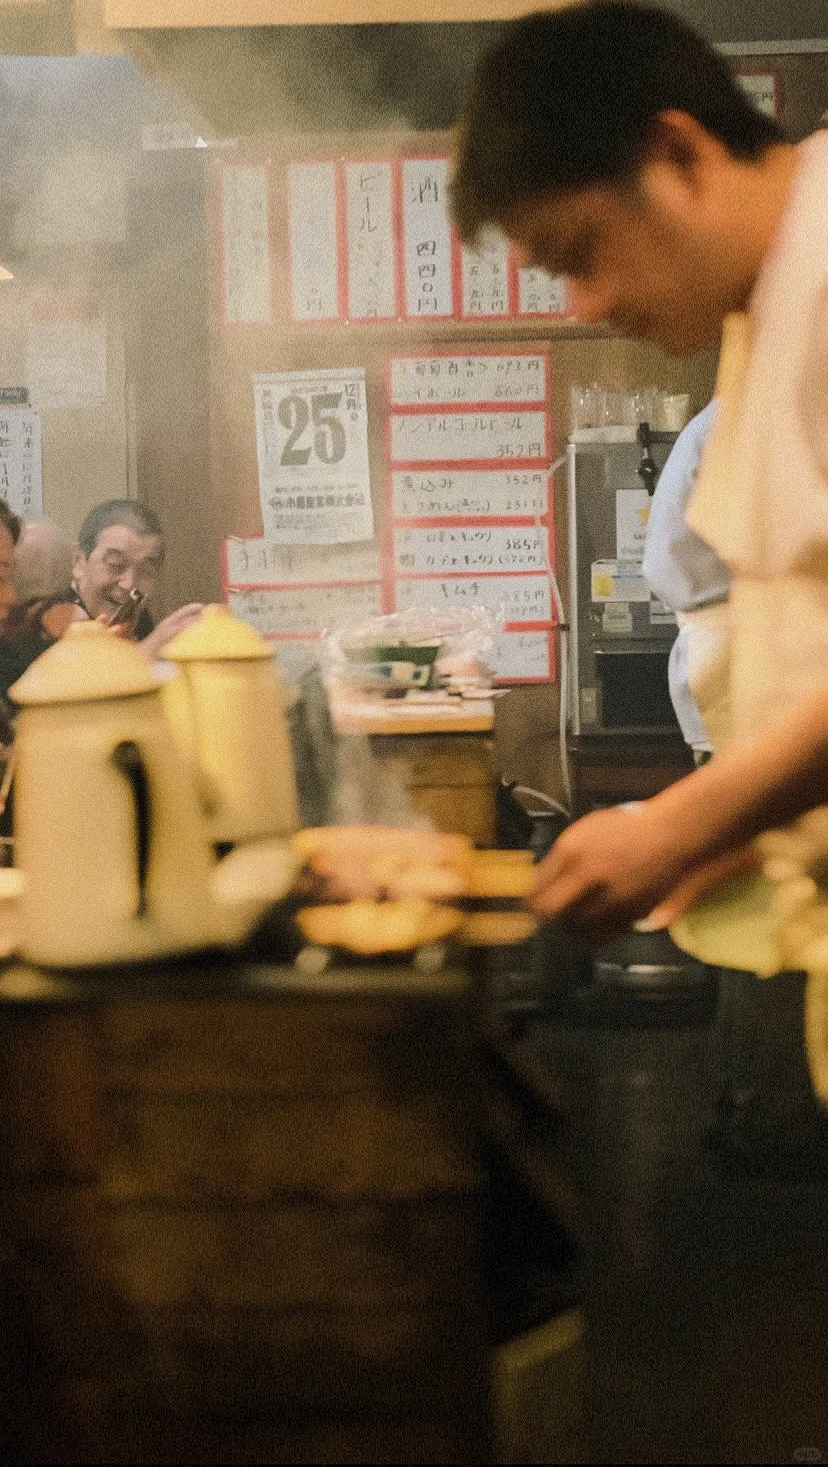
[531,681,828,940]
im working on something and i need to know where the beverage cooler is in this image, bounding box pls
[567,429,679,736]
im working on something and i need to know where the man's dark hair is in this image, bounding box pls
[0,500,22,546]
[77,499,164,558]
[451,2,783,243]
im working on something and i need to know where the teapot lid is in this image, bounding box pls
[162,603,273,662]
[10,621,161,705]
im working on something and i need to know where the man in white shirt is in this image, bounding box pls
[642,400,730,762]
[451,4,828,940]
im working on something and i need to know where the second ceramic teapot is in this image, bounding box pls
[160,605,300,848]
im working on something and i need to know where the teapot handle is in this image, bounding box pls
[111,740,151,918]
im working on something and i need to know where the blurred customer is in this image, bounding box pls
[642,400,731,762]
[0,519,85,729]
[0,499,22,639]
[72,499,203,661]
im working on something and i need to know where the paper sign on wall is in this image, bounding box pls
[288,162,340,321]
[396,572,552,625]
[390,409,548,464]
[402,158,454,318]
[490,630,554,682]
[517,268,567,316]
[27,320,107,407]
[461,232,510,318]
[391,468,549,519]
[253,368,373,544]
[615,487,651,562]
[229,581,382,636]
[345,161,396,321]
[0,406,43,519]
[390,352,547,406]
[221,164,272,325]
[736,72,780,119]
[225,537,380,587]
[394,524,549,576]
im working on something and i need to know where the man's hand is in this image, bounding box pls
[530,802,697,942]
[139,603,204,661]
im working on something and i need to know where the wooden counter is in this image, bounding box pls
[327,683,498,844]
[0,953,493,1465]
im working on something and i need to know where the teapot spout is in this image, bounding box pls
[210,839,302,946]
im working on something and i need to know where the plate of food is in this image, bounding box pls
[296,898,465,956]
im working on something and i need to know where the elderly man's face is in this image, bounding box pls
[73,524,163,624]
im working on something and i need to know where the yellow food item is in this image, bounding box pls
[296,899,464,954]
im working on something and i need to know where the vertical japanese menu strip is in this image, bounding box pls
[458,231,511,320]
[387,349,557,683]
[288,161,343,323]
[0,406,43,520]
[344,161,398,322]
[220,163,273,326]
[400,158,454,320]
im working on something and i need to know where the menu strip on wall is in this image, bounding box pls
[288,162,341,322]
[283,151,570,325]
[220,163,273,326]
[391,468,549,519]
[389,351,548,406]
[344,160,397,322]
[224,537,381,588]
[227,582,383,636]
[460,232,510,319]
[0,405,43,520]
[516,266,568,317]
[386,346,557,684]
[393,524,554,576]
[401,157,454,319]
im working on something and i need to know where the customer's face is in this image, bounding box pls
[505,170,746,355]
[0,527,15,631]
[73,524,163,623]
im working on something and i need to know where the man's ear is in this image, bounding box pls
[72,546,85,578]
[639,109,721,217]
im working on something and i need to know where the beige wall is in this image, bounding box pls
[0,279,128,540]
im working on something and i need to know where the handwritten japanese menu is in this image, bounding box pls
[278,152,568,325]
[0,406,43,520]
[344,161,397,321]
[387,350,557,683]
[288,162,340,322]
[220,164,273,325]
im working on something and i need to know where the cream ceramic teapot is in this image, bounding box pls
[10,621,296,968]
[160,605,299,847]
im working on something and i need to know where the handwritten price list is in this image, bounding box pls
[275,154,568,325]
[388,350,557,682]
